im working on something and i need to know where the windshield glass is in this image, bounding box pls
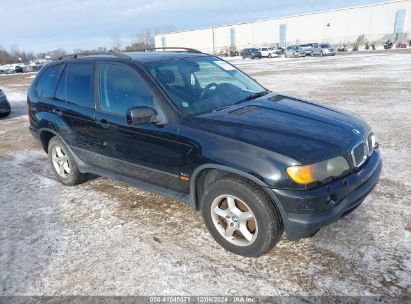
[146,56,266,115]
[321,44,331,48]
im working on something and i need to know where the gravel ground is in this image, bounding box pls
[0,53,410,296]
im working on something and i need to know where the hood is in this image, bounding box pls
[190,93,369,164]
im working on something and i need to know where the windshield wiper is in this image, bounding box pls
[209,90,270,113]
[233,90,270,105]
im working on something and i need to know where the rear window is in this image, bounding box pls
[55,63,94,108]
[36,64,64,98]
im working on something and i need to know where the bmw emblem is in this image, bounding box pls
[352,129,361,136]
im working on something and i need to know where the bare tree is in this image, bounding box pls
[112,33,122,51]
[47,48,67,60]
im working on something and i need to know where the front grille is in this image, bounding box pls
[351,141,368,167]
[351,132,374,168]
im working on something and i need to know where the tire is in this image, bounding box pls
[200,175,284,257]
[242,55,246,59]
[47,136,86,186]
[268,53,272,58]
[320,51,324,57]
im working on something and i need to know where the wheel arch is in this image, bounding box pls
[38,128,70,154]
[190,164,270,210]
[190,164,292,239]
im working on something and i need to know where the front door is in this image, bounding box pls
[93,62,186,192]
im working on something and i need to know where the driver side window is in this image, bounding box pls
[98,63,158,115]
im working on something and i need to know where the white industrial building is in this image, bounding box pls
[154,0,411,54]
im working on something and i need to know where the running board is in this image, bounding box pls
[85,165,193,207]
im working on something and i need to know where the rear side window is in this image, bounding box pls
[36,64,64,98]
[98,63,156,115]
[55,63,94,108]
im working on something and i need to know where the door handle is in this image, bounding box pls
[52,109,62,116]
[99,119,110,129]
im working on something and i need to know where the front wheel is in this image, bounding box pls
[201,175,283,257]
[48,136,87,186]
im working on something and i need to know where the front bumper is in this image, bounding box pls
[271,149,382,240]
[323,49,336,56]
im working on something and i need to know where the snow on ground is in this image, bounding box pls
[0,53,410,296]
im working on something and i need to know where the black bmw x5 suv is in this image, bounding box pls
[28,49,382,257]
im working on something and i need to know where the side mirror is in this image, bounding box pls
[126,106,157,125]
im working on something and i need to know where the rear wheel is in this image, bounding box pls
[320,51,324,57]
[48,136,86,186]
[201,175,283,257]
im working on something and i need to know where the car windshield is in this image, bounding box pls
[321,44,331,48]
[146,56,267,115]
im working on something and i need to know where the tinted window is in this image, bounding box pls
[55,67,67,101]
[36,64,64,98]
[98,63,156,115]
[55,63,94,107]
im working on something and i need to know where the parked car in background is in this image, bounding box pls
[312,43,336,56]
[338,45,348,52]
[0,89,11,117]
[284,45,306,58]
[275,47,285,55]
[299,43,315,56]
[258,47,278,58]
[0,65,15,74]
[240,48,262,59]
[396,42,407,48]
[15,65,24,73]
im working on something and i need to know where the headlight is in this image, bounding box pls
[370,133,376,149]
[286,156,350,185]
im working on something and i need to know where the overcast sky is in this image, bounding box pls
[1,0,382,53]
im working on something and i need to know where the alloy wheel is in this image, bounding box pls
[52,145,71,178]
[210,194,258,246]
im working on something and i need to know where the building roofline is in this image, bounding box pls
[155,0,407,37]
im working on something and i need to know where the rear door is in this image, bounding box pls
[92,62,186,192]
[53,62,101,160]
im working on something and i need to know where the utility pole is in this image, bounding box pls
[212,24,216,55]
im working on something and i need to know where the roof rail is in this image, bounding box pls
[134,47,203,53]
[58,51,131,60]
